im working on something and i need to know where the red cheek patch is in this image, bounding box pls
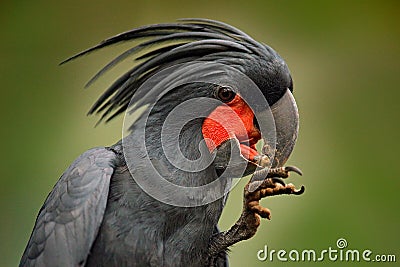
[201,95,261,158]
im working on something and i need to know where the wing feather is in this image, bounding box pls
[20,147,119,267]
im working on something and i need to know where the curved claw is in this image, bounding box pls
[252,165,303,180]
[293,185,305,195]
[266,165,303,178]
[284,166,303,176]
[271,178,285,186]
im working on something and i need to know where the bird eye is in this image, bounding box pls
[216,86,236,103]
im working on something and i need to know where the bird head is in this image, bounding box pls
[62,19,299,205]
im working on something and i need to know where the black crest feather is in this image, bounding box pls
[62,18,277,123]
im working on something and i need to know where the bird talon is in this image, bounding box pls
[252,165,303,181]
[284,166,303,176]
[267,165,303,178]
[293,185,305,195]
[271,178,286,186]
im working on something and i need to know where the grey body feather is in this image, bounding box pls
[21,141,227,267]
[20,148,121,267]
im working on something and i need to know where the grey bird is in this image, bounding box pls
[19,18,303,267]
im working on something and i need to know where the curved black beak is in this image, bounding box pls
[269,88,299,168]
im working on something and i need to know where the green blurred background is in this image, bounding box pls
[1,1,399,266]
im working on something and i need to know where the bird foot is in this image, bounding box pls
[236,166,304,238]
[245,169,305,217]
[207,166,304,262]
